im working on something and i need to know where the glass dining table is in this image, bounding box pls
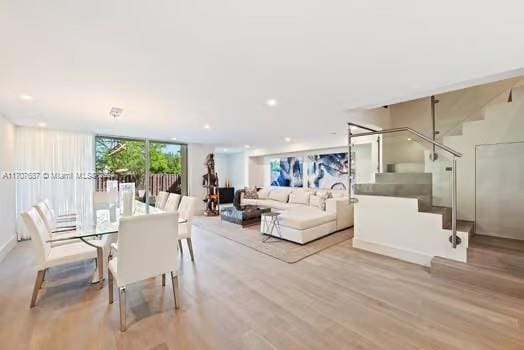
[46,200,187,286]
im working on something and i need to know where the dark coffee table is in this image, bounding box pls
[221,205,271,227]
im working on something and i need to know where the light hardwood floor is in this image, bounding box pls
[1,223,524,350]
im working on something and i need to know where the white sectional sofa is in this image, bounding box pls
[241,187,353,244]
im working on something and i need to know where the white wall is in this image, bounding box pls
[348,106,391,130]
[0,115,16,262]
[353,195,469,266]
[444,87,524,221]
[229,152,247,189]
[248,156,265,188]
[214,153,230,187]
[214,152,247,190]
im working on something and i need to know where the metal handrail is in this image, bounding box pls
[348,124,462,157]
[347,122,462,248]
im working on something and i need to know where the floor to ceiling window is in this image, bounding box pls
[95,136,187,207]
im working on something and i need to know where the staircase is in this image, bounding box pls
[354,172,474,234]
[431,235,524,298]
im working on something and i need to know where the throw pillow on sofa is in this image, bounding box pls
[289,191,310,205]
[244,187,258,199]
[257,188,270,199]
[269,189,291,203]
[309,194,327,210]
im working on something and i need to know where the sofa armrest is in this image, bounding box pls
[325,198,354,230]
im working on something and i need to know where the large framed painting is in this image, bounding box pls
[270,157,303,187]
[307,152,348,190]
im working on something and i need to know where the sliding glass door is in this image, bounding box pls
[149,141,187,198]
[95,136,187,208]
[95,137,146,197]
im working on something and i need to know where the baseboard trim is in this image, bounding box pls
[352,238,431,267]
[0,235,17,263]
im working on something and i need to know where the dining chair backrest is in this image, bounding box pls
[164,193,181,212]
[155,191,169,209]
[178,196,197,222]
[21,208,51,269]
[94,191,119,205]
[42,199,58,222]
[34,201,56,232]
[94,191,119,223]
[117,212,179,286]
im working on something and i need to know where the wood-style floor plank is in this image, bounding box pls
[1,222,524,350]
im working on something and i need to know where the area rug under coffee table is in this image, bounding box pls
[193,216,353,263]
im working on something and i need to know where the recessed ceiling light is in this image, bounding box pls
[407,138,412,141]
[244,145,250,149]
[223,148,228,152]
[204,123,211,129]
[266,99,278,107]
[19,93,33,101]
[171,137,177,141]
[284,137,291,142]
[37,122,47,128]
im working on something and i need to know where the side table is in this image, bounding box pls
[261,212,282,242]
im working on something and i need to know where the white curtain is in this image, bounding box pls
[15,127,95,239]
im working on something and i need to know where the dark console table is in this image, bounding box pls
[218,187,235,204]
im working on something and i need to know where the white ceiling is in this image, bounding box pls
[1,0,524,149]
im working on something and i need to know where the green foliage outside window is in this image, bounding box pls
[96,138,182,186]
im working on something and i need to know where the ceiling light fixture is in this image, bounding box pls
[204,123,211,129]
[171,137,177,141]
[19,93,33,101]
[244,145,250,149]
[284,137,291,142]
[223,148,228,152]
[407,138,412,141]
[110,107,124,120]
[37,122,47,128]
[266,99,278,107]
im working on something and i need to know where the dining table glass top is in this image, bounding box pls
[47,200,186,243]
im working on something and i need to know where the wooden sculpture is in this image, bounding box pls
[202,153,220,216]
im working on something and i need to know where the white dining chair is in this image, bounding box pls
[94,191,119,224]
[43,199,77,223]
[108,212,181,331]
[155,191,169,210]
[164,193,181,212]
[21,208,103,308]
[35,201,77,234]
[34,202,83,247]
[177,196,197,261]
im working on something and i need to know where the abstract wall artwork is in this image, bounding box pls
[307,153,349,190]
[270,157,304,187]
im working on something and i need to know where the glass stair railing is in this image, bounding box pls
[347,122,462,248]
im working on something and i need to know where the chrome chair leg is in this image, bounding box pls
[162,273,166,286]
